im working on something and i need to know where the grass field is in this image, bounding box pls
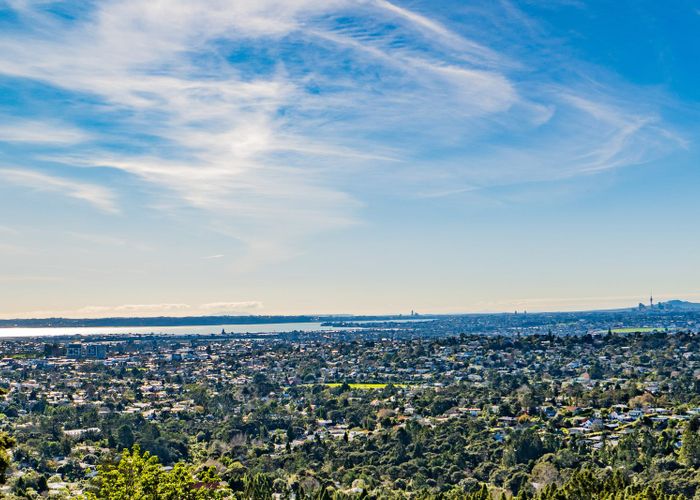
[325,383,409,389]
[611,327,664,333]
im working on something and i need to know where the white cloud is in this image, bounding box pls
[0,120,89,144]
[0,0,686,264]
[0,301,264,319]
[0,0,520,244]
[0,168,119,213]
[78,303,191,314]
[199,301,264,311]
[373,0,505,66]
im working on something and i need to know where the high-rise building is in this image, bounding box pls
[85,344,107,359]
[66,343,83,359]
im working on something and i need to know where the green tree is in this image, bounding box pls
[0,431,16,484]
[680,417,700,467]
[243,472,274,499]
[90,445,161,499]
[89,446,225,499]
[117,424,135,451]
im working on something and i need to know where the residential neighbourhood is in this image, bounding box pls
[0,313,700,497]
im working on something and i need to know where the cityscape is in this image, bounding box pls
[0,305,699,497]
[1,0,699,499]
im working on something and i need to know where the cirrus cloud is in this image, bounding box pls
[0,0,686,268]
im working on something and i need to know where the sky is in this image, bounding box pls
[0,0,699,319]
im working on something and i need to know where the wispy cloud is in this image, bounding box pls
[0,300,265,319]
[200,301,264,311]
[0,120,89,144]
[0,168,119,213]
[373,0,506,66]
[78,303,191,315]
[0,0,686,266]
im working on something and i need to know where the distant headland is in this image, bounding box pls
[1,300,699,328]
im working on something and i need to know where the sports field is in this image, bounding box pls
[611,327,663,333]
[325,383,409,389]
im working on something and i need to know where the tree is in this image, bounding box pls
[503,428,545,466]
[90,445,161,499]
[158,463,227,500]
[530,461,559,488]
[88,446,226,499]
[680,417,700,468]
[243,472,273,499]
[0,431,16,484]
[117,424,135,451]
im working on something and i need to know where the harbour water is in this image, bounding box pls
[0,321,342,338]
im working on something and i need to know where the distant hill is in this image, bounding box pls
[0,315,321,328]
[2,301,700,328]
[0,314,430,329]
[654,300,700,311]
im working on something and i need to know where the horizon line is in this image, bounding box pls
[0,301,687,325]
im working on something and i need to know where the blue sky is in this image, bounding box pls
[0,0,699,318]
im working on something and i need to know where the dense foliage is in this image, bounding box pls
[2,328,700,498]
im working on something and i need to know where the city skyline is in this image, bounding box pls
[0,294,699,321]
[1,0,699,318]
